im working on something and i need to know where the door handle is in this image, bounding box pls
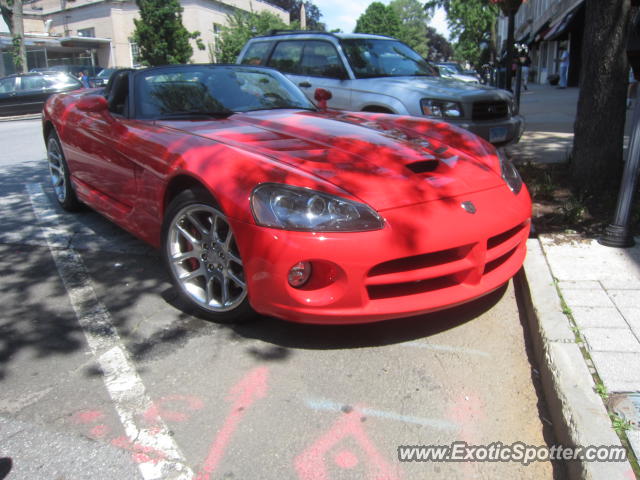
[298,81,312,88]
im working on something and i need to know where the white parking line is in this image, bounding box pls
[306,398,458,431]
[27,183,194,480]
[401,341,490,357]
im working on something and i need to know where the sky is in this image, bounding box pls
[312,1,451,39]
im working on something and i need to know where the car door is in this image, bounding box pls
[63,71,138,213]
[0,77,19,116]
[266,40,352,110]
[15,75,50,114]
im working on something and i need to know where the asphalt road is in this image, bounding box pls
[0,118,563,479]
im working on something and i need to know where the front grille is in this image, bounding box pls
[472,101,509,121]
[364,221,528,301]
[368,245,472,277]
[368,275,461,300]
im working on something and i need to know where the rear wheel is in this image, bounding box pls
[162,189,254,323]
[47,132,81,211]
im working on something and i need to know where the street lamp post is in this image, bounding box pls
[599,98,640,248]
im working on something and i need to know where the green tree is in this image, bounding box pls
[133,0,203,66]
[0,0,27,72]
[216,11,287,63]
[425,26,454,61]
[426,0,499,68]
[354,2,401,38]
[389,0,429,57]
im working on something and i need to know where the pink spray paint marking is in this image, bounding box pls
[144,394,204,423]
[73,410,105,424]
[111,435,168,465]
[445,393,485,478]
[334,450,359,469]
[195,366,270,480]
[295,408,401,480]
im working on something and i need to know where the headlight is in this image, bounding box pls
[421,99,463,118]
[508,94,518,115]
[251,184,384,232]
[498,149,523,194]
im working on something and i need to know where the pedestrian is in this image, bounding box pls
[521,54,531,91]
[558,47,569,89]
[80,70,90,89]
[628,66,638,108]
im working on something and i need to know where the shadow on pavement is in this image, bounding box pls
[0,159,512,377]
[229,283,508,351]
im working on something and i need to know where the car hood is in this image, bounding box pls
[353,76,510,101]
[158,110,504,211]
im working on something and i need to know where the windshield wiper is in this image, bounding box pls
[156,110,233,119]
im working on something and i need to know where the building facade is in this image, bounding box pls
[0,0,289,76]
[496,0,585,87]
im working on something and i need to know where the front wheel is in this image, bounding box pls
[47,133,81,211]
[161,189,254,323]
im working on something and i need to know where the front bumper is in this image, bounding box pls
[231,184,531,324]
[451,114,525,147]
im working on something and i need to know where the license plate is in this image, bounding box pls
[490,126,508,143]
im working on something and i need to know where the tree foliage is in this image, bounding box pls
[215,11,287,63]
[425,26,454,61]
[267,0,324,30]
[133,0,203,66]
[354,2,402,38]
[426,0,498,67]
[389,0,429,57]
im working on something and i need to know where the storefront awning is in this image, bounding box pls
[60,36,111,49]
[517,32,531,45]
[531,22,550,45]
[545,0,585,41]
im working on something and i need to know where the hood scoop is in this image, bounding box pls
[405,159,439,174]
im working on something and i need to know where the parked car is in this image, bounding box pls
[42,64,531,324]
[237,32,524,145]
[31,65,103,77]
[0,71,82,116]
[433,62,481,84]
[92,67,126,87]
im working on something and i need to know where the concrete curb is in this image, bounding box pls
[515,239,634,479]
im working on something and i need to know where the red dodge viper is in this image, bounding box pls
[42,64,531,324]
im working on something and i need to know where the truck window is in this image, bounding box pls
[267,41,304,75]
[240,41,272,66]
[301,41,347,78]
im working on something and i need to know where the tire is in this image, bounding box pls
[161,188,254,323]
[46,132,81,211]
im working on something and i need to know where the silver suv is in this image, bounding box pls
[237,32,524,146]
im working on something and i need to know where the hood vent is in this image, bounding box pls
[405,159,439,174]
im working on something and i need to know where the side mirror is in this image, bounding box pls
[314,88,332,111]
[76,94,108,113]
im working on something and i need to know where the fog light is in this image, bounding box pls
[288,261,312,288]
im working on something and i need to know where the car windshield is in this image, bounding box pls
[97,68,116,78]
[134,65,315,119]
[436,63,458,75]
[441,63,464,74]
[340,39,437,79]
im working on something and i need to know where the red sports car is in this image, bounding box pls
[43,64,530,324]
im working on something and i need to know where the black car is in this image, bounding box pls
[0,72,82,116]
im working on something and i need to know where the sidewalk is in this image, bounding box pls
[512,83,640,478]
